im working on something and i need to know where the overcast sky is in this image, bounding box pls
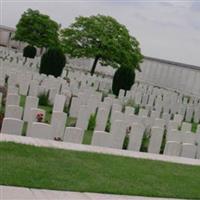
[1,0,200,66]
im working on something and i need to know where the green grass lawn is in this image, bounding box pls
[0,142,200,199]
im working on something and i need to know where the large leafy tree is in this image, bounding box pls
[61,14,143,75]
[14,9,59,48]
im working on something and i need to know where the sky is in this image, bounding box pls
[1,0,200,66]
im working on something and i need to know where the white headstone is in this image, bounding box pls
[29,81,38,97]
[110,120,126,149]
[23,96,39,122]
[53,94,66,112]
[164,141,181,156]
[49,88,58,105]
[51,111,67,139]
[166,129,182,143]
[181,131,196,144]
[181,122,192,132]
[64,127,84,144]
[27,122,53,139]
[181,143,197,159]
[153,118,165,129]
[91,131,112,147]
[111,111,124,124]
[69,97,80,118]
[148,127,164,154]
[6,93,20,107]
[167,120,179,131]
[76,105,90,130]
[174,114,184,126]
[5,105,23,119]
[95,107,109,131]
[19,80,29,96]
[185,105,194,122]
[1,118,23,136]
[162,112,171,127]
[128,123,145,151]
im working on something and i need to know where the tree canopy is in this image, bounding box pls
[61,14,143,75]
[14,9,59,48]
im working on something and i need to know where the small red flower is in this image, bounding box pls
[36,112,44,122]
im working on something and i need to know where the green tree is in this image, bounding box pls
[112,66,135,96]
[61,15,143,75]
[40,48,66,77]
[14,9,59,49]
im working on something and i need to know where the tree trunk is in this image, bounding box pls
[90,56,99,76]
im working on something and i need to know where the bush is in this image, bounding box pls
[87,114,96,131]
[23,45,37,58]
[38,92,49,106]
[39,48,66,77]
[112,67,135,96]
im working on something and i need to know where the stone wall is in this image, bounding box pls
[136,57,200,96]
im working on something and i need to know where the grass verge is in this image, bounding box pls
[0,142,200,199]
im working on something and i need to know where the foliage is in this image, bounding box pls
[23,45,37,58]
[61,14,143,75]
[39,48,66,77]
[112,67,135,96]
[66,117,77,127]
[14,9,59,48]
[105,120,111,132]
[38,92,49,106]
[82,130,94,145]
[87,114,96,131]
[134,105,140,115]
[160,130,167,154]
[122,135,129,150]
[124,99,135,107]
[192,122,198,133]
[140,133,149,152]
[20,95,26,107]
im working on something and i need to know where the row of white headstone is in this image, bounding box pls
[1,47,200,160]
[1,87,200,159]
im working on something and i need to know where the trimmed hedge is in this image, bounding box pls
[112,67,135,96]
[23,45,37,58]
[39,48,66,77]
